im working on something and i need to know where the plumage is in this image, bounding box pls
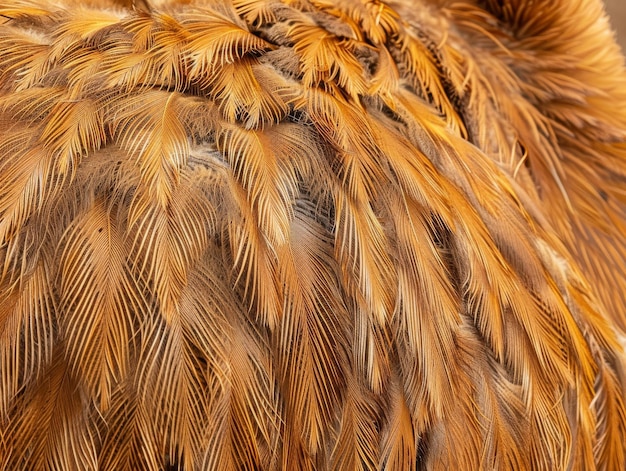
[0,0,625,469]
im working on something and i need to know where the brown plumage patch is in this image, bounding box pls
[0,0,625,469]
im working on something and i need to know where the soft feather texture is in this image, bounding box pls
[0,0,625,469]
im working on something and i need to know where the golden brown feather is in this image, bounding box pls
[0,0,625,469]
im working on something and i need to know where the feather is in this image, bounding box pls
[58,198,135,410]
[0,25,51,91]
[98,381,162,470]
[378,373,416,470]
[232,0,279,25]
[182,8,273,74]
[110,89,189,205]
[0,259,55,417]
[288,18,368,100]
[275,200,347,465]
[2,353,99,470]
[194,247,280,471]
[329,377,380,470]
[205,58,289,128]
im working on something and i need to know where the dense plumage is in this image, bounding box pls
[0,0,625,469]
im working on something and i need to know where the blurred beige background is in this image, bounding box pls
[605,0,626,50]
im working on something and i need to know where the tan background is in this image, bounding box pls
[605,0,626,50]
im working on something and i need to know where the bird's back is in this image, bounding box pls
[0,0,625,469]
